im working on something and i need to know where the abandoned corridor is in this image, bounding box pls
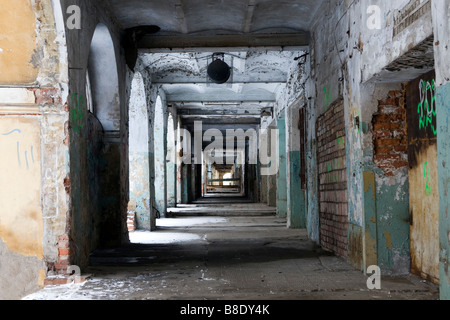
[0,0,449,301]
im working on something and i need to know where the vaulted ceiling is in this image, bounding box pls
[140,50,304,128]
[106,0,322,35]
[104,0,322,128]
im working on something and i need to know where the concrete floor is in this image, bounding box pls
[23,211,439,300]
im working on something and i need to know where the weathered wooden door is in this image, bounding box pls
[406,70,440,284]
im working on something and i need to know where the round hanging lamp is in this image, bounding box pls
[207,54,231,84]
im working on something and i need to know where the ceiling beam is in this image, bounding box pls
[175,0,188,34]
[180,114,260,119]
[138,32,309,53]
[177,109,264,116]
[243,0,257,33]
[182,123,259,131]
[180,117,261,125]
[166,91,276,103]
[152,73,287,84]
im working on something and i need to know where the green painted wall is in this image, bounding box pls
[129,152,151,230]
[287,151,306,228]
[375,172,410,275]
[306,139,320,242]
[277,116,287,218]
[362,168,410,275]
[437,82,450,299]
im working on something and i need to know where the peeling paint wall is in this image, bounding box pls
[431,0,450,300]
[0,0,38,84]
[154,93,168,217]
[371,88,410,275]
[269,52,307,223]
[276,114,287,218]
[166,109,177,208]
[129,72,151,230]
[0,0,70,299]
[285,102,306,229]
[406,70,439,282]
[306,0,439,274]
[260,119,277,208]
[61,0,132,266]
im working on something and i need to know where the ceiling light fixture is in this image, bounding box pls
[207,53,231,84]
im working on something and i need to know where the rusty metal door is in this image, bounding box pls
[406,70,440,284]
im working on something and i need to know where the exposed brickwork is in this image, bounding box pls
[43,234,92,286]
[127,212,136,233]
[317,101,348,258]
[55,234,70,273]
[127,201,137,233]
[30,88,62,105]
[372,89,408,176]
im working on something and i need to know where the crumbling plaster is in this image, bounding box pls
[305,0,437,273]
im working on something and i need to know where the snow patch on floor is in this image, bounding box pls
[129,217,228,244]
[129,231,201,244]
[156,217,228,227]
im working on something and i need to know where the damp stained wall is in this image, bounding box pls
[0,119,43,257]
[166,109,177,208]
[406,70,439,283]
[62,0,132,265]
[129,72,151,230]
[0,0,38,84]
[431,0,450,300]
[276,115,287,218]
[272,53,307,222]
[0,0,71,299]
[306,0,438,273]
[154,93,168,217]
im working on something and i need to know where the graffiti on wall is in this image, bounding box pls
[323,85,331,110]
[2,129,35,169]
[417,79,437,136]
[325,158,341,183]
[71,93,85,134]
[424,161,431,196]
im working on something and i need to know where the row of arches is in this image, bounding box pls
[129,72,179,231]
[68,21,174,267]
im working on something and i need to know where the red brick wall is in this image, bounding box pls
[316,101,348,257]
[372,89,408,176]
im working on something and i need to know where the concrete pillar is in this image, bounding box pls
[285,104,306,228]
[260,171,268,204]
[154,96,167,217]
[276,114,287,218]
[176,116,183,204]
[145,85,157,231]
[190,164,196,201]
[266,123,278,207]
[182,164,190,204]
[166,113,177,208]
[129,72,151,230]
[432,1,450,300]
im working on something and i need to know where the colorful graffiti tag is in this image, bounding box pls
[424,161,431,196]
[417,79,437,136]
